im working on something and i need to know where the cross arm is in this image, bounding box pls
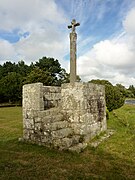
[68,25,72,29]
[68,19,80,32]
[74,23,80,27]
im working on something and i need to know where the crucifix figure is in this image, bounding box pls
[68,19,80,84]
[68,19,80,33]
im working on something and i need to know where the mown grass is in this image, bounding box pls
[0,105,135,179]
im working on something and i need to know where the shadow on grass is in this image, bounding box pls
[0,138,135,180]
[0,105,135,179]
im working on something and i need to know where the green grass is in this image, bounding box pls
[0,105,135,179]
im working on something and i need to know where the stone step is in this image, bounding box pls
[51,128,73,139]
[50,121,69,131]
[68,142,87,153]
[39,108,60,117]
[53,137,73,149]
[41,120,69,131]
[42,114,64,123]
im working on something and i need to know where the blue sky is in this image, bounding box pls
[0,0,135,87]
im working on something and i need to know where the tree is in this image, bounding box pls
[57,70,81,85]
[1,61,17,77]
[116,84,135,98]
[56,68,69,85]
[16,60,31,76]
[34,57,64,86]
[24,67,54,85]
[0,72,22,103]
[128,85,135,97]
[0,57,80,103]
[90,79,112,86]
[0,65,3,79]
[0,58,70,103]
[125,89,134,98]
[89,79,125,111]
[23,56,82,86]
[105,85,125,112]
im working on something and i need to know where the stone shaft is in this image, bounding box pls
[70,32,77,84]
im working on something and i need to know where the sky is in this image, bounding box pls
[0,0,135,87]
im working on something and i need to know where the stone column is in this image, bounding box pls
[68,19,80,85]
[22,83,44,141]
[23,82,44,111]
[70,32,77,84]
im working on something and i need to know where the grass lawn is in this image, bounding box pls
[0,105,135,179]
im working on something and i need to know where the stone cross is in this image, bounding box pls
[68,19,80,33]
[68,19,80,84]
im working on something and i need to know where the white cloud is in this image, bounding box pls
[78,36,135,78]
[0,0,66,31]
[113,73,135,85]
[78,40,135,86]
[0,0,135,87]
[15,28,69,65]
[0,0,69,68]
[93,40,135,68]
[123,8,135,35]
[0,39,16,61]
[78,7,135,87]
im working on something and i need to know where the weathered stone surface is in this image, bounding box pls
[69,143,87,153]
[23,83,44,111]
[22,82,107,152]
[23,129,34,140]
[51,128,73,139]
[90,130,115,148]
[43,86,61,109]
[49,121,69,131]
[22,20,107,152]
[68,19,80,84]
[24,118,34,129]
[53,138,73,149]
[61,82,106,142]
[70,32,77,84]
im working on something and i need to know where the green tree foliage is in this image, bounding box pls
[128,85,135,97]
[16,60,32,76]
[0,60,32,103]
[115,84,131,98]
[0,65,3,79]
[0,57,70,103]
[115,84,126,95]
[34,57,61,85]
[56,69,70,85]
[26,57,67,86]
[105,85,125,112]
[90,79,112,86]
[125,89,134,98]
[0,57,132,106]
[0,72,22,103]
[26,56,81,86]
[58,70,81,85]
[89,79,125,111]
[24,67,54,85]
[1,61,17,77]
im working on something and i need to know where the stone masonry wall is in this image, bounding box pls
[43,86,61,110]
[61,83,106,148]
[22,82,107,152]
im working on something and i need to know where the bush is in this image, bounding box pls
[89,79,125,112]
[105,85,125,112]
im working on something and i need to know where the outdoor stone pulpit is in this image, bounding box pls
[22,19,107,152]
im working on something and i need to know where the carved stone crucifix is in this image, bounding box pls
[68,19,80,85]
[68,19,80,33]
